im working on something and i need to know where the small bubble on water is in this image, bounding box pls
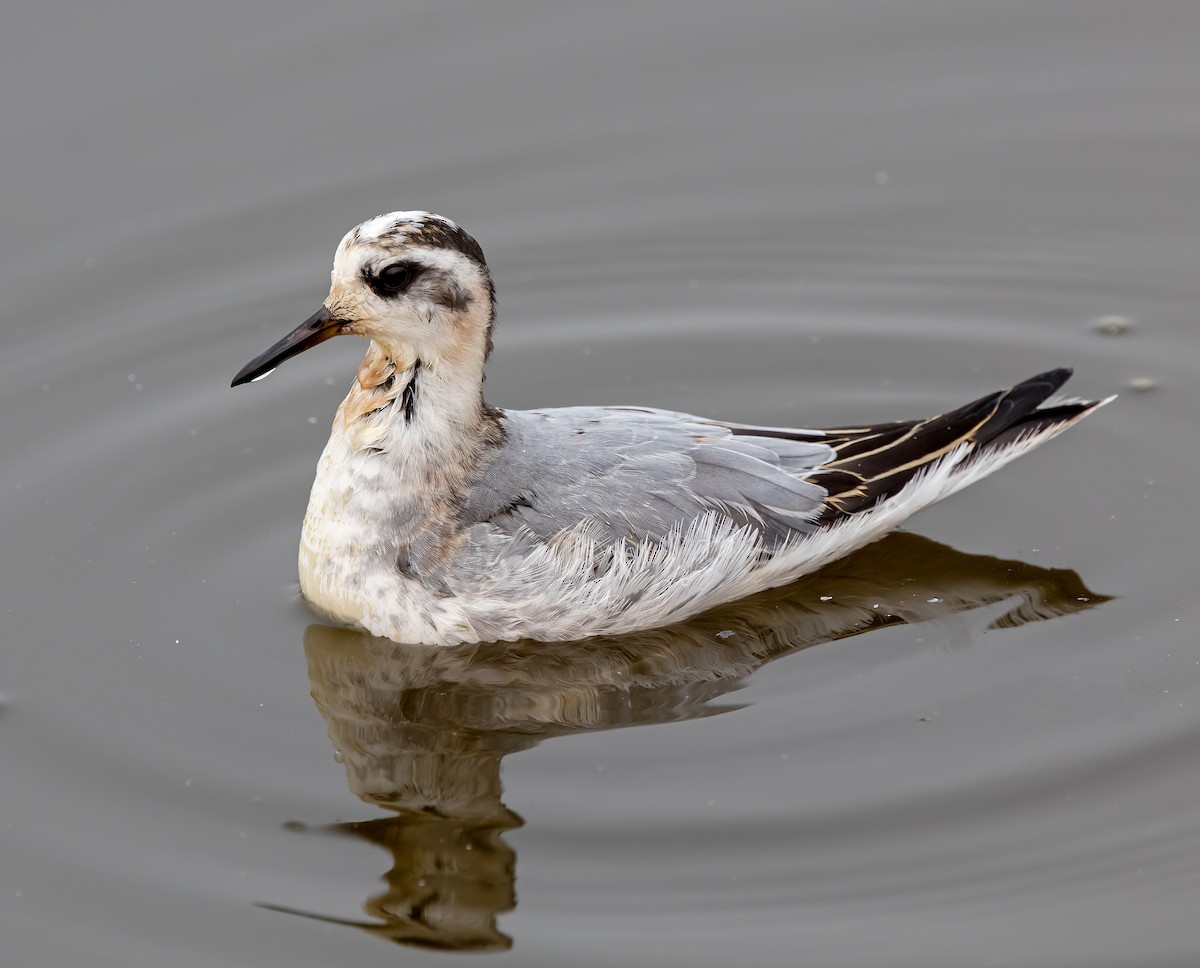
[1092,315,1133,336]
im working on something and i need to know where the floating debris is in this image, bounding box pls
[1127,377,1158,392]
[1093,315,1134,336]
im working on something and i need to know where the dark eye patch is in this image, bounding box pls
[367,261,422,298]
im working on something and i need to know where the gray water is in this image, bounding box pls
[3,3,1199,966]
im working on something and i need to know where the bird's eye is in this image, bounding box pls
[377,263,415,293]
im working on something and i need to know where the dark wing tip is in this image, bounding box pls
[1022,366,1073,395]
[813,366,1096,523]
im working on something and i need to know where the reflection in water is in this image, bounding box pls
[264,532,1108,952]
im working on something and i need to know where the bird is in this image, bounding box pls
[232,210,1112,646]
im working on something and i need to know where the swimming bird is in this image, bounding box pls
[232,211,1111,646]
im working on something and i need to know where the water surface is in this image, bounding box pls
[2,3,1199,966]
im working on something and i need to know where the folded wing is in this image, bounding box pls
[462,368,1106,548]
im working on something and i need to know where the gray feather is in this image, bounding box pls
[460,407,834,546]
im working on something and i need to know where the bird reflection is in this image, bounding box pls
[263,531,1108,952]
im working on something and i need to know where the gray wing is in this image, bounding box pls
[461,406,834,546]
[461,369,1105,549]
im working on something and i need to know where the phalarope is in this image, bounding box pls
[233,211,1111,646]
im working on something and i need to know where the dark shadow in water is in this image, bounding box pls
[259,532,1109,952]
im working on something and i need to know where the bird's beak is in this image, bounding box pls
[231,306,348,387]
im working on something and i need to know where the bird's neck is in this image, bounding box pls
[335,339,499,471]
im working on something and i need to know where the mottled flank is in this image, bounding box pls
[233,210,1113,645]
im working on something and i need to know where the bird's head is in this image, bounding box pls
[232,211,495,387]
